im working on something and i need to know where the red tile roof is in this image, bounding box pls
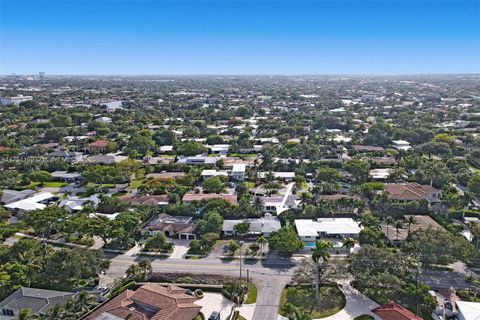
[385,183,439,201]
[86,283,201,320]
[120,195,170,205]
[373,301,423,320]
[88,140,109,148]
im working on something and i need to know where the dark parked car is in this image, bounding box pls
[445,299,453,310]
[208,311,220,320]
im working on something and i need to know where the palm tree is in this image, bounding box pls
[138,259,153,280]
[394,220,404,242]
[358,213,380,230]
[341,237,357,255]
[253,196,264,215]
[256,235,268,254]
[18,309,40,320]
[299,192,313,210]
[311,240,334,300]
[43,304,64,320]
[384,216,395,240]
[405,216,416,235]
[72,291,98,316]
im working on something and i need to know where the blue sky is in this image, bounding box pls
[1,0,479,74]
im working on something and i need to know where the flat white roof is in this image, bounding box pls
[456,301,480,320]
[295,218,362,237]
[4,192,56,211]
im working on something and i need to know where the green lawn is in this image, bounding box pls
[43,181,68,187]
[129,179,143,189]
[279,285,346,318]
[245,283,257,304]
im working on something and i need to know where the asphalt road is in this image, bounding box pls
[103,253,296,320]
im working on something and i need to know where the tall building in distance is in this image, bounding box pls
[39,72,45,79]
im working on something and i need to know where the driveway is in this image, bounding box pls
[196,292,256,320]
[170,239,190,259]
[318,283,380,320]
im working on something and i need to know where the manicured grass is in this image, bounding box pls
[129,179,143,189]
[42,181,68,187]
[245,283,257,304]
[279,285,346,318]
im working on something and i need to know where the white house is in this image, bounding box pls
[369,168,392,180]
[257,172,295,182]
[456,301,480,320]
[230,164,246,181]
[4,192,58,213]
[294,218,362,242]
[59,195,99,213]
[201,169,228,180]
[0,95,33,106]
[392,140,412,151]
[222,214,281,237]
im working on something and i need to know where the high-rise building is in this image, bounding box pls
[39,72,45,79]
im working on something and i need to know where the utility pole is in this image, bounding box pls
[415,255,422,316]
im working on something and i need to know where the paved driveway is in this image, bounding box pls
[196,292,256,320]
[319,283,380,320]
[170,239,190,259]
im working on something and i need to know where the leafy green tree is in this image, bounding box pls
[202,176,226,193]
[233,221,250,237]
[344,159,370,183]
[125,135,155,157]
[177,141,208,156]
[28,170,52,183]
[268,226,304,255]
[468,173,480,196]
[227,240,240,255]
[197,211,224,235]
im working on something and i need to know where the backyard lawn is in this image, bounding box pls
[279,285,346,318]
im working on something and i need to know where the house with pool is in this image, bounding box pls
[294,218,363,253]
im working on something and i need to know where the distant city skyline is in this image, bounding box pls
[1,0,479,75]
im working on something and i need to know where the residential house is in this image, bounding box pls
[59,195,100,213]
[372,301,423,320]
[119,194,169,206]
[0,287,74,320]
[141,214,197,239]
[51,171,82,182]
[50,150,83,162]
[1,189,35,205]
[4,192,58,213]
[94,116,112,123]
[222,213,281,237]
[257,171,295,182]
[182,193,238,206]
[87,140,109,153]
[230,164,246,181]
[385,183,441,203]
[201,169,228,180]
[369,168,392,180]
[207,144,230,154]
[85,283,201,320]
[295,218,362,252]
[456,301,480,320]
[351,145,385,153]
[176,156,219,166]
[381,215,443,243]
[392,140,412,151]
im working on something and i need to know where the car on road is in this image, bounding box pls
[208,311,220,320]
[445,299,453,311]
